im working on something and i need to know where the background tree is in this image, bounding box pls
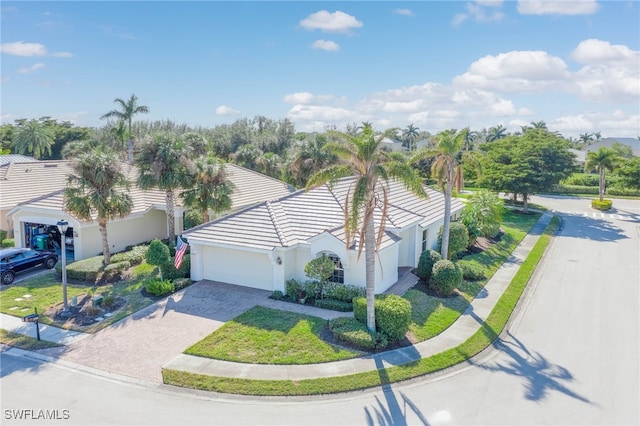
[11,119,55,159]
[181,155,235,223]
[486,125,507,142]
[460,190,504,242]
[137,132,193,243]
[479,129,575,212]
[613,156,640,190]
[287,135,336,187]
[64,149,133,265]
[307,124,427,332]
[402,123,420,151]
[412,128,468,260]
[584,147,619,201]
[101,94,149,162]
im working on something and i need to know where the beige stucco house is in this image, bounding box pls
[3,160,295,260]
[185,177,464,294]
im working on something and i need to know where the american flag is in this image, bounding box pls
[174,236,189,269]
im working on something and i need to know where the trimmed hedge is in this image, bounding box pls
[323,282,366,302]
[429,260,462,296]
[314,298,353,312]
[110,245,149,265]
[416,249,441,281]
[456,260,486,281]
[328,317,388,350]
[591,199,613,211]
[353,295,412,342]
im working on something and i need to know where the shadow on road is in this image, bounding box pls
[471,330,595,405]
[560,214,629,242]
[364,356,430,426]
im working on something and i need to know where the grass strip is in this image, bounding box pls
[162,215,560,396]
[0,329,62,350]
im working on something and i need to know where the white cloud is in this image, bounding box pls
[311,40,340,51]
[571,39,637,64]
[283,92,336,105]
[454,50,569,91]
[517,0,599,15]
[0,41,72,57]
[452,1,505,26]
[215,105,240,115]
[287,104,359,122]
[393,9,414,17]
[300,10,363,33]
[17,63,45,74]
[1,75,10,83]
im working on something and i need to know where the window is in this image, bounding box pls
[326,253,344,284]
[421,229,428,252]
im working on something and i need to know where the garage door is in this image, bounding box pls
[201,246,273,291]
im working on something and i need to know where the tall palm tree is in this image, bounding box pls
[307,124,427,332]
[487,125,507,142]
[136,133,193,243]
[402,123,420,151]
[412,128,468,259]
[288,135,335,187]
[585,147,618,201]
[579,132,593,146]
[100,94,149,162]
[64,149,133,265]
[181,155,235,224]
[531,120,547,129]
[12,119,55,159]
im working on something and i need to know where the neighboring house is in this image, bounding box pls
[0,154,39,167]
[380,137,405,152]
[5,161,295,260]
[572,137,640,166]
[185,177,464,294]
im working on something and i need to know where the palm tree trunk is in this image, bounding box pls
[127,119,134,163]
[98,218,111,265]
[202,210,210,224]
[166,189,176,243]
[599,168,605,201]
[365,204,376,333]
[522,193,529,213]
[441,166,453,260]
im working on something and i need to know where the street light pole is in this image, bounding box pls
[57,220,70,318]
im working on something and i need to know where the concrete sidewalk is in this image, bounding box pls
[162,212,554,381]
[0,312,89,345]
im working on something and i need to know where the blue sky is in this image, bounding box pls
[1,1,639,138]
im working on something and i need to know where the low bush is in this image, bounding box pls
[323,282,366,302]
[314,298,352,312]
[375,295,412,342]
[285,279,302,301]
[110,245,149,266]
[552,184,599,195]
[328,317,388,350]
[416,249,441,281]
[353,295,412,341]
[429,260,462,297]
[145,278,175,297]
[607,186,640,197]
[270,290,285,300]
[2,238,15,248]
[59,256,103,282]
[456,260,486,281]
[562,173,600,186]
[173,278,193,291]
[101,294,116,308]
[438,222,469,259]
[591,199,613,211]
[160,255,191,280]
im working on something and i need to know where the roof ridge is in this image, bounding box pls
[265,200,288,247]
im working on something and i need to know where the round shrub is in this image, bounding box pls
[438,222,469,259]
[375,295,412,342]
[328,317,388,350]
[429,260,462,297]
[456,260,485,281]
[416,249,441,281]
[591,199,612,211]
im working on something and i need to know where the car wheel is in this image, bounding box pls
[44,257,57,269]
[2,271,15,285]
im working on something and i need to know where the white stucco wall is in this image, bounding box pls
[199,245,274,291]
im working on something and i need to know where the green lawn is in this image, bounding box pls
[185,306,361,364]
[0,328,62,350]
[0,262,158,333]
[406,208,540,342]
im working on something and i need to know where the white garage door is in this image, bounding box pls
[201,246,273,291]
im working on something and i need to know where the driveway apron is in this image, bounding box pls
[36,281,273,383]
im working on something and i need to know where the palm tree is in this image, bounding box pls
[585,147,619,201]
[402,123,420,151]
[579,133,593,146]
[531,120,547,129]
[487,125,507,142]
[12,119,55,159]
[412,128,468,259]
[101,94,149,162]
[136,132,193,243]
[288,135,336,187]
[64,149,133,265]
[181,155,235,224]
[307,124,427,332]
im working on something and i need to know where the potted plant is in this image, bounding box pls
[297,289,307,304]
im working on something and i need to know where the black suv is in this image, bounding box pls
[0,248,58,285]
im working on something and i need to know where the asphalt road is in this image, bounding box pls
[1,195,638,426]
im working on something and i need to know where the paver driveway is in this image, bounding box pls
[36,281,276,383]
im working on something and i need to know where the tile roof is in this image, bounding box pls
[3,161,296,221]
[0,155,39,167]
[185,177,464,251]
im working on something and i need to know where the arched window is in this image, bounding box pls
[325,253,344,284]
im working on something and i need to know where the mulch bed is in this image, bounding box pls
[46,293,127,327]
